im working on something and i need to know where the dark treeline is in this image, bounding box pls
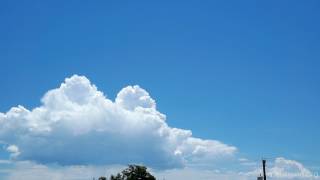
[98,164,156,180]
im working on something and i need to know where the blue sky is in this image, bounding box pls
[0,0,320,179]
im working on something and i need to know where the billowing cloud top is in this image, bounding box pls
[0,75,237,169]
[243,157,318,180]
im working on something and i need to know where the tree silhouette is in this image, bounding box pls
[109,165,156,180]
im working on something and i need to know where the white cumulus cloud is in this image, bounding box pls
[0,75,237,169]
[244,157,319,180]
[6,145,20,158]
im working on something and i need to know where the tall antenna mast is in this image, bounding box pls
[262,159,267,180]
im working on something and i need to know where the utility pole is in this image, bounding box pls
[262,159,266,180]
